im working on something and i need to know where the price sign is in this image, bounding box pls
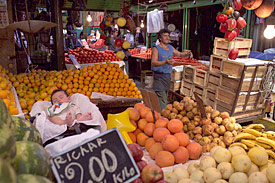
[51,128,140,183]
[68,54,81,70]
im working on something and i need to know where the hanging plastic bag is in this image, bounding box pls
[147,9,164,33]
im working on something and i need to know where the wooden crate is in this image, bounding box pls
[209,55,228,73]
[193,84,206,100]
[207,72,221,91]
[222,60,267,78]
[180,79,194,98]
[171,70,183,81]
[206,89,216,101]
[183,66,208,86]
[221,75,262,92]
[217,86,260,106]
[213,37,252,57]
[205,97,217,109]
[170,80,181,92]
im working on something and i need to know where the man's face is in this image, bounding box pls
[113,31,118,37]
[52,91,70,105]
[160,33,170,44]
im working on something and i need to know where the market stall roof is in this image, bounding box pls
[62,0,130,11]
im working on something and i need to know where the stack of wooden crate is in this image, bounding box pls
[205,37,272,122]
[170,66,184,92]
[180,65,208,100]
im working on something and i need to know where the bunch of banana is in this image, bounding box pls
[231,123,275,161]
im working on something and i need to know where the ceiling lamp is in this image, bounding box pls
[140,20,144,28]
[264,25,275,39]
[87,12,92,22]
[193,0,197,5]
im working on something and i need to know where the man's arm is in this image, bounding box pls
[151,47,174,67]
[173,47,193,58]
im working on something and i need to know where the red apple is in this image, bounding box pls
[233,0,242,10]
[127,143,144,162]
[216,14,228,23]
[225,18,236,31]
[228,48,239,60]
[137,160,148,172]
[141,164,164,183]
[236,17,246,29]
[225,30,237,41]
[219,23,227,33]
[131,178,143,183]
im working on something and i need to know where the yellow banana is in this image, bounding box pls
[242,128,266,137]
[255,141,273,149]
[233,133,257,142]
[246,124,265,132]
[266,150,275,160]
[264,131,275,140]
[229,142,248,150]
[256,137,275,150]
[241,139,258,148]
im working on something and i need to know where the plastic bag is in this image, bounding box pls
[147,9,164,33]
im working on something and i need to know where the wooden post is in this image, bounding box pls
[83,11,87,38]
[53,0,65,70]
[0,0,17,74]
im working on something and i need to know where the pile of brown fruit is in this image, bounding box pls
[161,97,243,152]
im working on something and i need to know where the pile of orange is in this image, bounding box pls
[127,103,200,168]
[0,66,19,115]
[5,62,142,118]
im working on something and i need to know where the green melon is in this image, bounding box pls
[18,174,53,183]
[0,157,17,183]
[12,141,51,177]
[11,116,42,145]
[0,98,14,130]
[0,127,16,162]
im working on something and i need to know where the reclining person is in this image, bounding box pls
[32,89,106,155]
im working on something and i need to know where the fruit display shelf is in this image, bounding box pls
[65,60,127,74]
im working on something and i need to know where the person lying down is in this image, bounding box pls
[33,89,101,148]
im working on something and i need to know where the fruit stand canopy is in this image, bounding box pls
[62,0,131,11]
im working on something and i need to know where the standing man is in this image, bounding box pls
[151,29,193,110]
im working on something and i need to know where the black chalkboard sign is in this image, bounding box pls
[51,128,140,183]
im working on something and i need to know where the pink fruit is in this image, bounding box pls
[225,18,236,31]
[236,17,247,29]
[233,0,242,10]
[137,160,148,173]
[235,28,240,36]
[141,164,164,183]
[228,48,239,60]
[225,30,237,41]
[127,143,144,162]
[219,23,227,33]
[131,178,143,183]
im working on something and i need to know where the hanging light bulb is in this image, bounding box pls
[140,20,144,28]
[87,12,92,22]
[264,25,275,39]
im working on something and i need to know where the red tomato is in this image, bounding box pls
[216,14,228,23]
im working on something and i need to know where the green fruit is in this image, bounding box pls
[18,174,53,183]
[13,141,51,177]
[0,157,17,183]
[0,127,16,162]
[0,98,15,130]
[12,116,42,145]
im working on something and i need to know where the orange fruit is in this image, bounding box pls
[148,143,163,160]
[0,90,8,99]
[162,135,180,152]
[137,119,147,131]
[167,119,183,133]
[133,128,142,136]
[144,123,155,137]
[155,118,169,128]
[153,127,171,142]
[128,132,136,143]
[173,146,189,164]
[136,132,149,146]
[174,132,190,147]
[155,151,175,168]
[145,138,155,151]
[134,103,145,111]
